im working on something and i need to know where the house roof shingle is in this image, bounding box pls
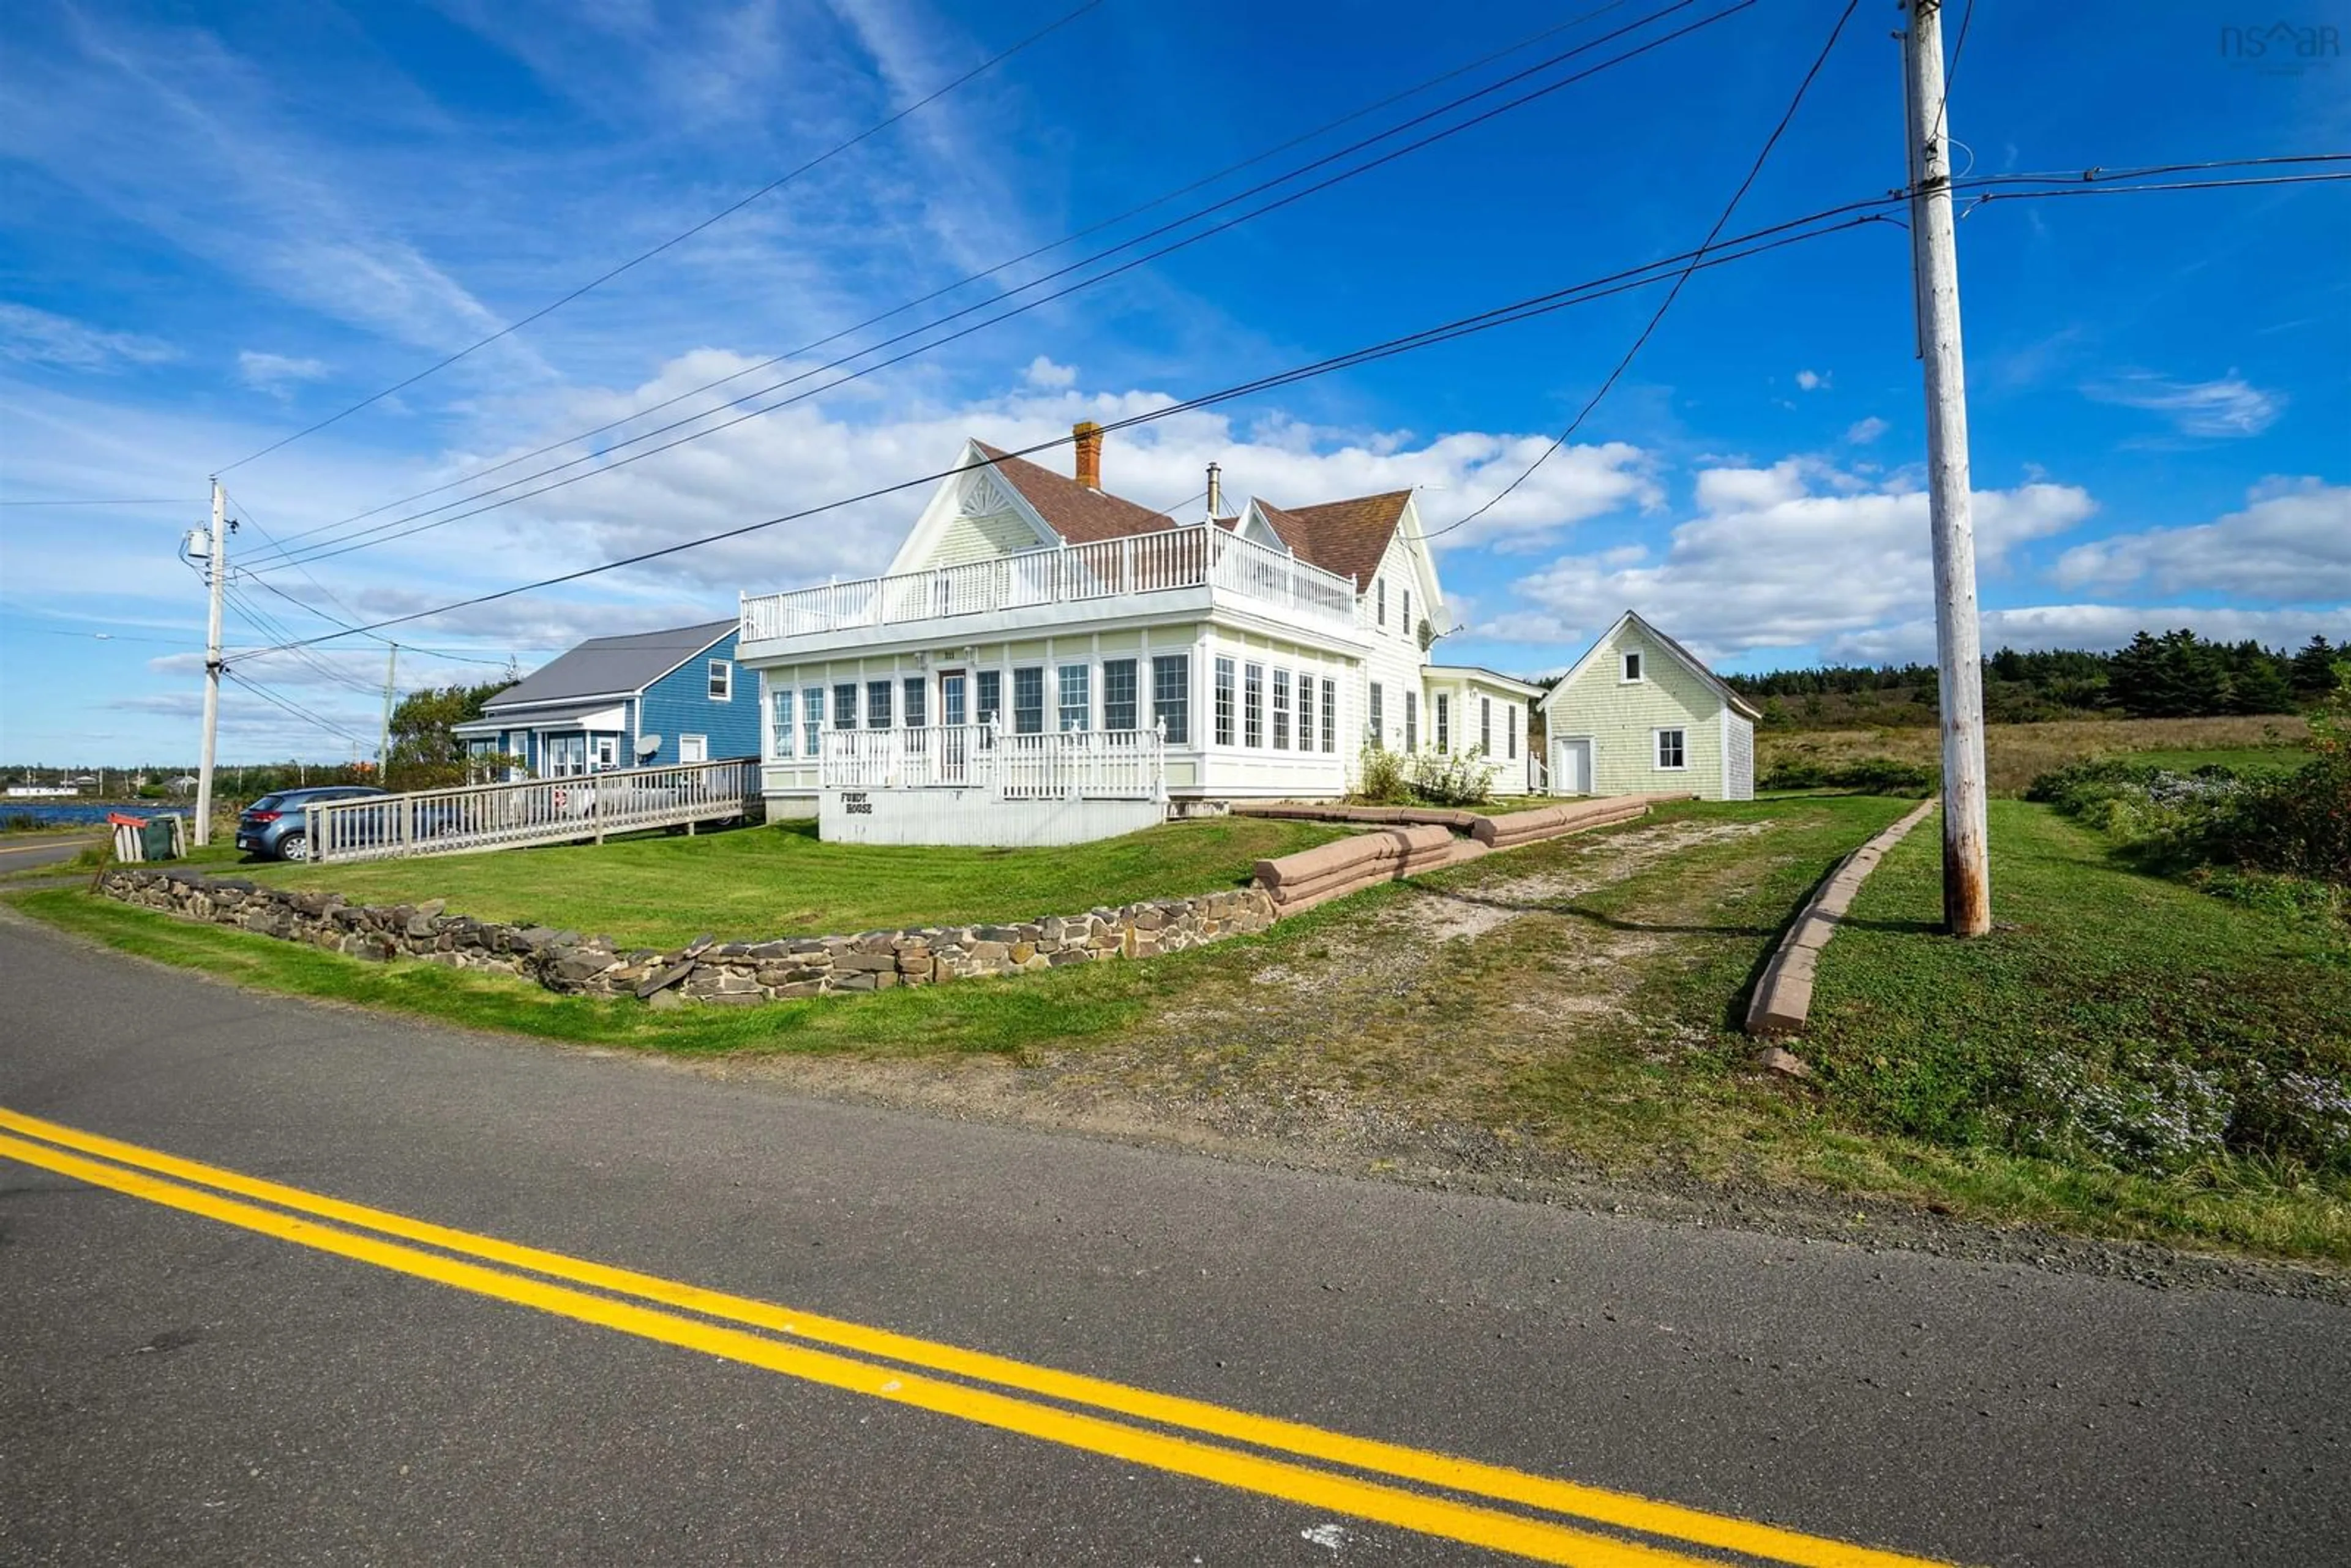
[974,442,1175,544]
[1254,490,1412,588]
[482,619,736,711]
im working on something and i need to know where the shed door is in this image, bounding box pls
[1554,737,1592,795]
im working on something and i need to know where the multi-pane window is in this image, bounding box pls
[1405,691,1419,752]
[1368,683,1384,749]
[802,686,823,756]
[1103,659,1138,732]
[1295,675,1313,751]
[1152,655,1190,743]
[1434,693,1449,753]
[1656,727,1687,770]
[1376,578,1387,626]
[903,677,928,729]
[1480,697,1493,755]
[866,680,893,730]
[1403,590,1412,639]
[708,659,733,700]
[1013,667,1045,734]
[1320,678,1336,753]
[1243,662,1264,748]
[1271,669,1291,749]
[1057,664,1091,732]
[768,688,795,757]
[977,670,1003,729]
[833,683,858,730]
[1507,706,1518,760]
[1214,658,1235,745]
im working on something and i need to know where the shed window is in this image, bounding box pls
[1013,667,1044,735]
[833,684,858,730]
[1656,727,1687,770]
[708,659,733,701]
[1151,655,1190,743]
[1622,650,1643,682]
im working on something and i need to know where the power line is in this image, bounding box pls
[0,497,200,508]
[246,0,1757,573]
[13,625,208,647]
[246,193,1899,653]
[216,0,1106,475]
[239,2,1651,555]
[1963,170,2351,206]
[1430,0,1861,542]
[225,670,370,745]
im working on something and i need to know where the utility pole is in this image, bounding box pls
[1902,0,1991,936]
[377,642,400,784]
[193,478,228,846]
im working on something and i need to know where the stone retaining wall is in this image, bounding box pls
[95,867,1274,1009]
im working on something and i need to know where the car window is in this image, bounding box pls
[250,793,288,812]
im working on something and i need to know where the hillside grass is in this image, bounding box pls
[1757,714,2310,796]
[234,816,1345,947]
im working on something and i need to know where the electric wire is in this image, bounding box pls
[239,1,1652,554]
[216,0,1106,475]
[225,670,370,745]
[244,0,1756,574]
[1430,0,1861,542]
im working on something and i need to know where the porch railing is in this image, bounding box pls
[307,757,760,864]
[742,523,1357,643]
[818,723,1164,801]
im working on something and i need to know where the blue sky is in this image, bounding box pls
[3,0,2346,765]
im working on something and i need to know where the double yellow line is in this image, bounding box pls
[0,1106,1950,1567]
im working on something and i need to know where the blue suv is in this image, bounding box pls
[234,786,387,861]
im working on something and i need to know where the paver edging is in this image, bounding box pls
[1742,798,1939,1040]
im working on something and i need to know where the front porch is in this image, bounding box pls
[816,724,1171,847]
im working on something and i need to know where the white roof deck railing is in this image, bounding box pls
[741,523,1357,644]
[819,722,1164,802]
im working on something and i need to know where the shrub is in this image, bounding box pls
[1758,755,1933,795]
[1354,746,1410,805]
[1406,749,1498,807]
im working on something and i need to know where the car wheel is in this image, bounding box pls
[277,830,310,862]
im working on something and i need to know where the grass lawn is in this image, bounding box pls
[1757,714,2310,795]
[234,816,1345,947]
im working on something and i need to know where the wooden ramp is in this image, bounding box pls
[307,758,759,865]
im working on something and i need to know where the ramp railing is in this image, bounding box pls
[307,757,759,864]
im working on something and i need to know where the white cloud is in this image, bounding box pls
[1484,460,2096,659]
[0,302,177,370]
[2083,372,2284,438]
[1844,415,1888,445]
[1023,354,1076,389]
[1794,369,1826,391]
[2052,478,2350,601]
[238,350,330,394]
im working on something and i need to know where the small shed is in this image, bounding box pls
[1537,611,1758,801]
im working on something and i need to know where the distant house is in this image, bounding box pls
[452,620,756,778]
[1538,610,1758,801]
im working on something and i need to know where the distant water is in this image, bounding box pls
[0,801,177,829]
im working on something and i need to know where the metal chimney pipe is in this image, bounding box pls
[1205,462,1223,520]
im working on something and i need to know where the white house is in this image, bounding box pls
[1538,610,1758,801]
[732,422,1537,841]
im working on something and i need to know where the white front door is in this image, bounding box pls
[1554,737,1593,795]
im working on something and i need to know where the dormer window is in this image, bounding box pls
[1621,650,1643,683]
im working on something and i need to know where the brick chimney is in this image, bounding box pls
[1072,420,1103,490]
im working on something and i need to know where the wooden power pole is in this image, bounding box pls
[192,478,228,846]
[1902,0,1991,936]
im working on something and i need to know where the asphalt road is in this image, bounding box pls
[1,910,2345,1567]
[0,833,99,876]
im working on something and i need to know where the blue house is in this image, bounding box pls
[453,620,757,777]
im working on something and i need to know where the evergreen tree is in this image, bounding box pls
[2292,635,2340,700]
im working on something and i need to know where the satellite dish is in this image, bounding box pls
[636,735,662,759]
